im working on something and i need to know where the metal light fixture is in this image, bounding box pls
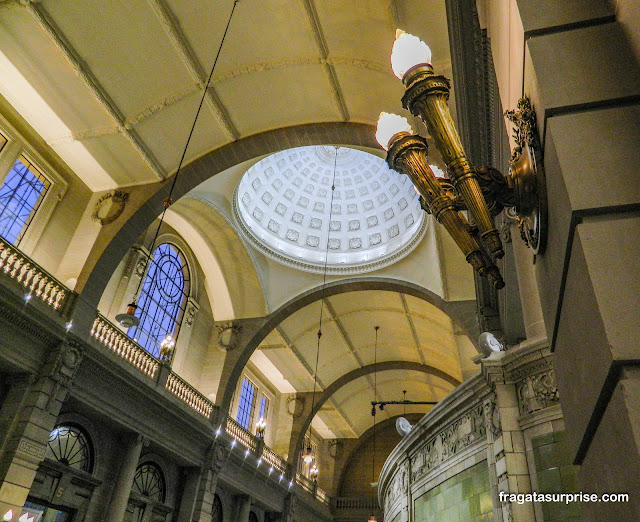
[159,335,176,361]
[303,443,315,465]
[3,510,12,522]
[309,463,319,481]
[369,326,380,522]
[376,113,504,288]
[255,417,267,437]
[379,30,547,285]
[115,0,241,328]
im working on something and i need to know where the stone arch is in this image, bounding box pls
[76,122,378,312]
[216,276,479,415]
[291,362,461,464]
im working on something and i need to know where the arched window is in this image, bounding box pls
[132,462,165,502]
[128,243,190,357]
[45,424,93,473]
[249,512,259,522]
[212,494,223,522]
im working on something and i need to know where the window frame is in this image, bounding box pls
[231,367,276,440]
[0,116,67,255]
[128,241,191,358]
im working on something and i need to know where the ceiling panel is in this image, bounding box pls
[216,65,342,136]
[134,92,231,172]
[43,0,194,118]
[167,0,320,74]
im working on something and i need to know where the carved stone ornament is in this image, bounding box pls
[517,369,560,416]
[40,341,84,413]
[327,439,343,459]
[206,440,230,480]
[286,396,305,418]
[409,404,486,483]
[216,322,242,351]
[483,398,502,439]
[504,96,548,254]
[91,190,129,225]
[184,297,199,327]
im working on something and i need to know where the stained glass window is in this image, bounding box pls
[212,494,223,522]
[0,155,50,245]
[132,462,165,502]
[128,243,190,357]
[236,377,257,430]
[45,424,93,472]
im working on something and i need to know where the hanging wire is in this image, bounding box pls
[130,0,240,304]
[372,325,379,486]
[308,146,339,447]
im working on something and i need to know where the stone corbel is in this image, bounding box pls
[123,244,150,280]
[184,297,200,328]
[39,340,84,413]
[286,395,305,418]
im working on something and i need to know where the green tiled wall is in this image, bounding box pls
[414,460,493,521]
[532,431,582,521]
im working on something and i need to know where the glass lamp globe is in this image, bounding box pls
[375,112,413,150]
[391,29,432,80]
[303,445,314,464]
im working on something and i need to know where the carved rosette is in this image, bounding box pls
[216,322,242,351]
[91,190,129,225]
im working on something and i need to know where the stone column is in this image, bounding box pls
[192,440,229,521]
[0,341,83,513]
[103,433,144,522]
[282,493,296,522]
[235,494,252,522]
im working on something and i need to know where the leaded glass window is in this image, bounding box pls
[212,494,223,522]
[0,155,50,245]
[45,424,93,472]
[128,243,190,357]
[132,462,165,502]
[236,377,257,430]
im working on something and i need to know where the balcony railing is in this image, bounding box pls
[91,314,159,379]
[262,444,287,474]
[166,372,214,419]
[0,236,70,312]
[225,416,258,451]
[333,496,379,510]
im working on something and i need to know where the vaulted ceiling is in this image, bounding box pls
[0,0,452,191]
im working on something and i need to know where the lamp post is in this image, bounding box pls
[376,113,504,288]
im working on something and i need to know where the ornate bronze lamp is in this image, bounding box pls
[378,31,547,286]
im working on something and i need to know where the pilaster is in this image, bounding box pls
[0,340,83,513]
[191,440,230,522]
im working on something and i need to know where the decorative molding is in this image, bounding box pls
[91,190,129,225]
[184,297,199,327]
[286,396,306,418]
[40,340,85,413]
[206,440,230,480]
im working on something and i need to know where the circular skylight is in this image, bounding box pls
[233,146,427,274]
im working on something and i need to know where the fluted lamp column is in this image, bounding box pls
[391,30,504,259]
[376,113,504,288]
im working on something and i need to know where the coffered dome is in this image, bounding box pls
[233,146,427,274]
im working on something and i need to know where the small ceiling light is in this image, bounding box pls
[3,510,13,521]
[375,112,413,151]
[230,439,237,448]
[269,466,274,475]
[24,292,32,302]
[279,473,284,482]
[215,426,221,437]
[391,29,432,80]
[244,448,250,458]
[18,515,29,522]
[115,302,139,328]
[257,458,262,467]
[65,321,73,332]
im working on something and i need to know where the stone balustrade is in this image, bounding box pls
[0,236,70,312]
[226,416,258,451]
[165,372,214,418]
[91,314,159,379]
